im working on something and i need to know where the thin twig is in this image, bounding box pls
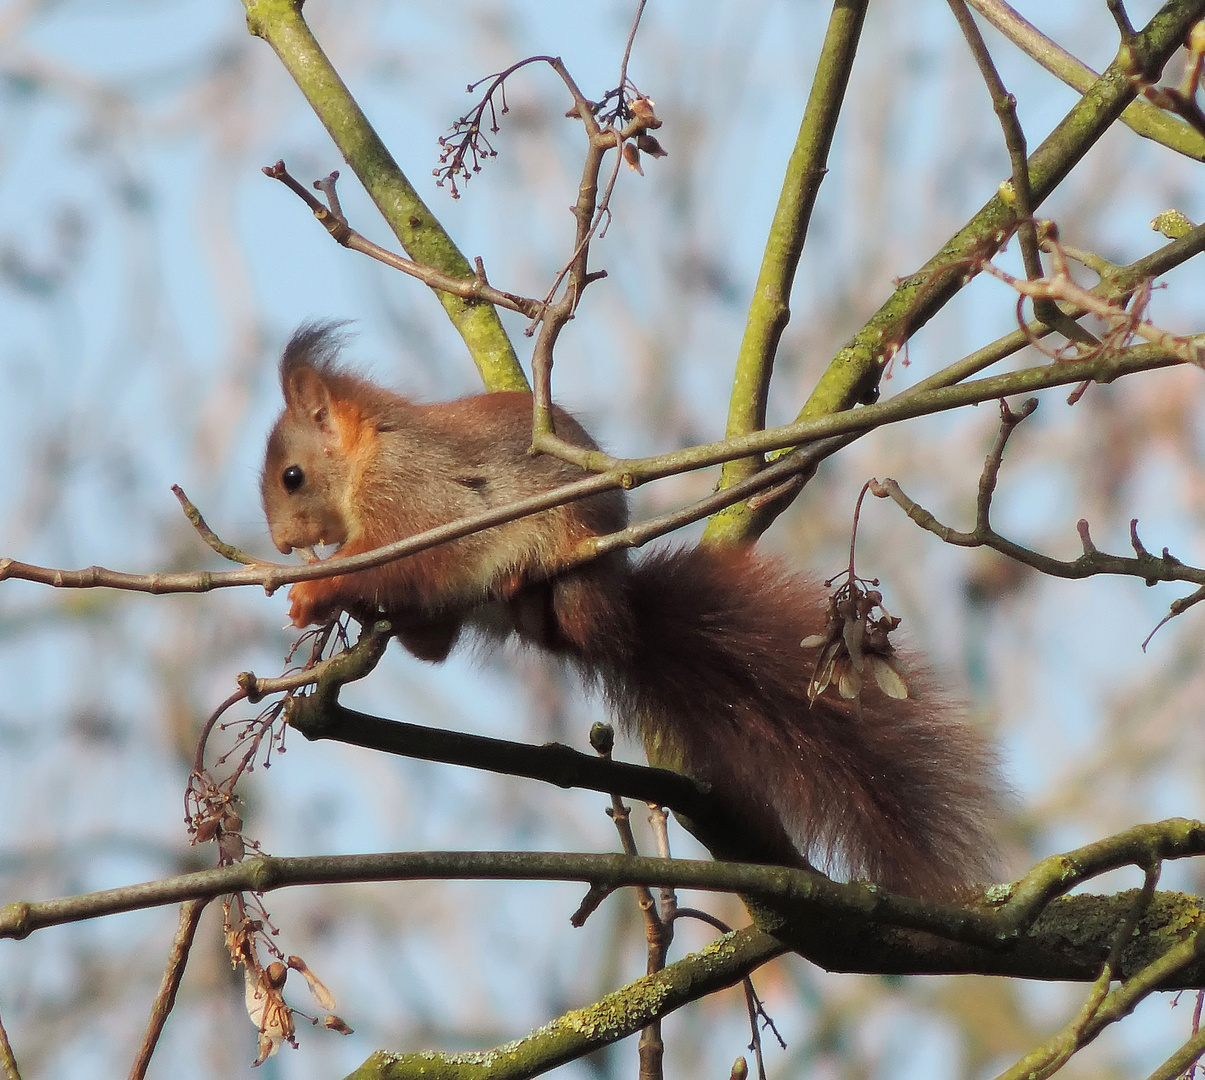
[128,899,209,1080]
[947,1,1040,275]
[1144,1019,1205,1080]
[570,722,661,927]
[236,617,391,705]
[871,398,1205,641]
[0,998,21,1080]
[906,219,1205,394]
[980,240,1201,365]
[264,162,544,319]
[172,485,258,565]
[529,51,659,440]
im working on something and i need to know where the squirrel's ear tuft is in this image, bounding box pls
[280,321,352,382]
[279,321,355,425]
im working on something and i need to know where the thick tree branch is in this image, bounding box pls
[5,825,1205,985]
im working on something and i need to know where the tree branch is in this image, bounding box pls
[263,162,544,320]
[965,0,1205,160]
[6,826,1205,985]
[871,399,1205,637]
[796,0,1205,419]
[706,0,870,543]
[128,899,208,1080]
[341,926,785,1080]
[0,338,1193,601]
[0,997,21,1080]
[287,695,717,843]
[240,0,526,390]
[905,218,1205,394]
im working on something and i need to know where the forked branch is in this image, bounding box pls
[871,399,1205,640]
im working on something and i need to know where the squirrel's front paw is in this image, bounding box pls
[286,581,338,628]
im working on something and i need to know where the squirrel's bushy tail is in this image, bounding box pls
[586,545,1004,899]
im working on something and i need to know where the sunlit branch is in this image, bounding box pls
[0,341,1193,599]
[707,0,870,544]
[965,0,1205,159]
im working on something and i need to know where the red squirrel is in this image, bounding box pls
[262,324,1004,898]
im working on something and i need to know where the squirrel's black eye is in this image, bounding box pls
[282,464,305,492]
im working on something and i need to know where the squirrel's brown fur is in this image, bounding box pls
[262,324,1004,897]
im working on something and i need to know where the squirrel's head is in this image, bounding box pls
[261,324,364,555]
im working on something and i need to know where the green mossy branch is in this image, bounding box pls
[241,0,527,391]
[343,928,786,1080]
[707,0,870,544]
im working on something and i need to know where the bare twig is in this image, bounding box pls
[528,51,664,444]
[0,340,1194,604]
[237,618,391,705]
[871,399,1205,640]
[0,997,21,1080]
[1144,1018,1205,1080]
[906,219,1205,394]
[947,2,1103,346]
[128,899,209,1080]
[191,688,250,778]
[570,721,661,927]
[172,485,258,565]
[264,161,544,319]
[980,235,1202,366]
[947,1,1039,273]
